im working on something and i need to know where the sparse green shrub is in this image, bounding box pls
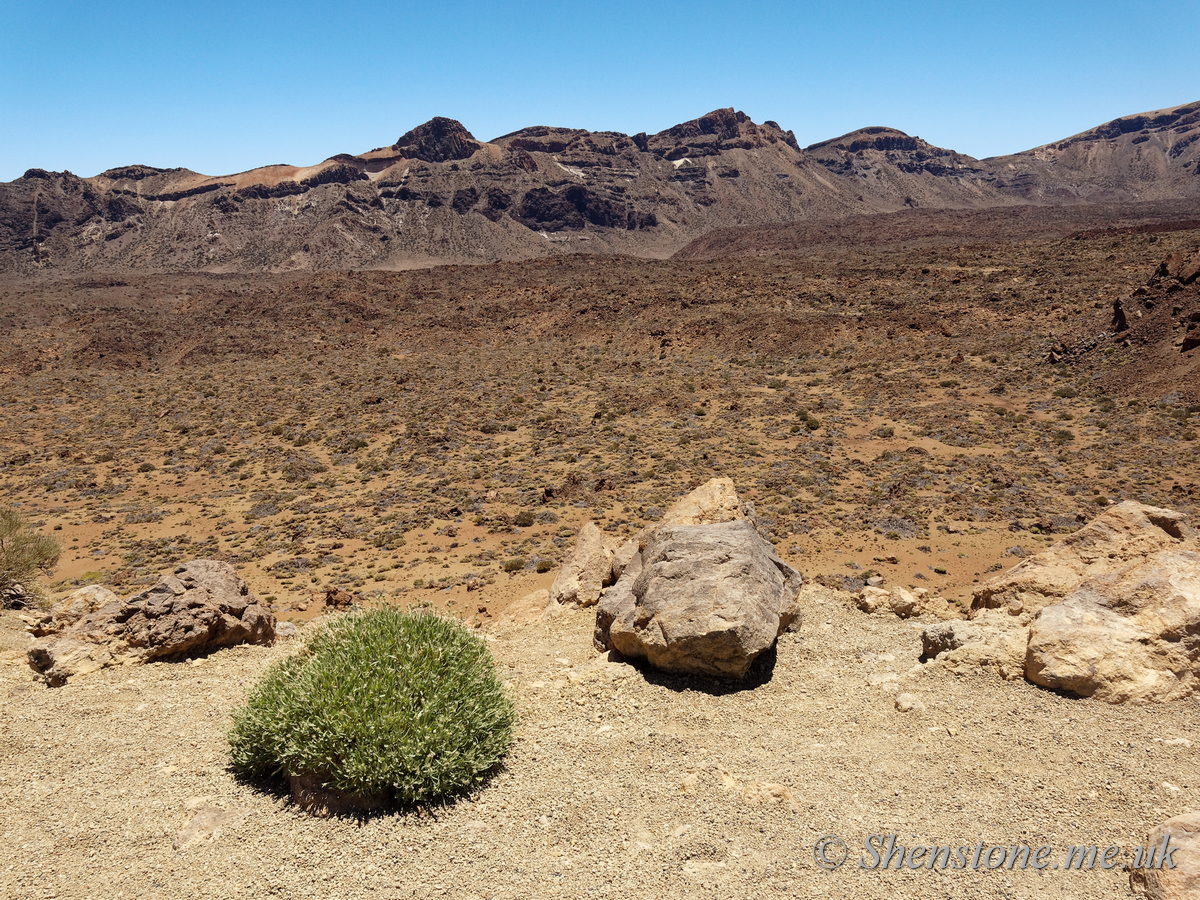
[536,559,554,574]
[280,453,328,483]
[1,507,61,608]
[1053,386,1078,399]
[137,461,156,473]
[513,511,535,528]
[502,557,525,573]
[228,607,516,806]
[1051,428,1075,445]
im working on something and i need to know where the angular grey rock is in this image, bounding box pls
[594,519,802,679]
[28,560,275,686]
[921,621,984,659]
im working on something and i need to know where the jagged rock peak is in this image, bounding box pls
[392,117,481,163]
[97,165,180,181]
[806,126,939,154]
[650,108,800,157]
[656,108,795,143]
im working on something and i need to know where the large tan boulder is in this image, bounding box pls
[1131,812,1200,900]
[28,560,275,686]
[25,584,120,636]
[594,519,802,679]
[972,501,1195,617]
[547,522,616,608]
[1025,549,1200,702]
[549,478,757,608]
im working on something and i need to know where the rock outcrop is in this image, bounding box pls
[926,502,1200,700]
[971,501,1195,617]
[1130,812,1200,900]
[594,518,802,679]
[28,560,275,686]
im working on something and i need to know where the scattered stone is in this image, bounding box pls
[855,585,958,620]
[854,586,890,614]
[922,610,1028,681]
[275,621,300,640]
[173,805,250,851]
[921,621,984,659]
[894,693,925,713]
[323,588,356,609]
[27,560,276,686]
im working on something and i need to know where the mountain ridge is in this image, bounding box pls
[2,101,1197,276]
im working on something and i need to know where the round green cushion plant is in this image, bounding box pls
[228,607,516,805]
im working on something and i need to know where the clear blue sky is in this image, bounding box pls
[2,0,1194,182]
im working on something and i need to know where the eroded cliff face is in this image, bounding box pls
[2,102,1197,277]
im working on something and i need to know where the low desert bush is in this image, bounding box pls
[0,507,61,608]
[228,607,516,805]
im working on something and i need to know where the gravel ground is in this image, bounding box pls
[2,592,1197,900]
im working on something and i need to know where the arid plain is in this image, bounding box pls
[2,202,1200,898]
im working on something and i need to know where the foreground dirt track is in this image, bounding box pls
[3,599,1198,900]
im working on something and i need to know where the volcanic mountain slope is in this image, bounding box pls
[1,102,1198,276]
[803,126,1008,209]
[984,101,1200,202]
